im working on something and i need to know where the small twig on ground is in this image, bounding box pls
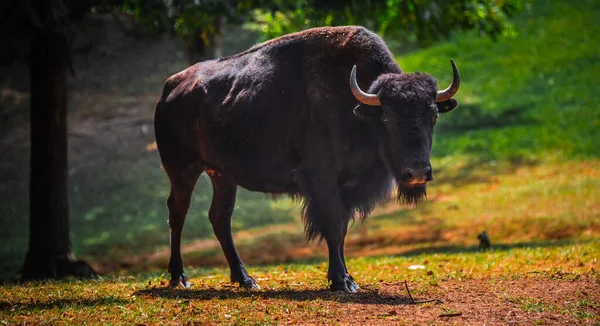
[439,312,462,317]
[403,281,436,304]
[364,282,437,304]
[362,284,387,303]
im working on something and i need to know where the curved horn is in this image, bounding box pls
[435,59,460,103]
[350,65,381,106]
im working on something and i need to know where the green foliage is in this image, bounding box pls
[244,0,523,43]
[166,0,239,39]
[113,0,261,43]
[108,0,523,54]
[119,0,173,34]
[244,1,315,41]
[2,0,523,60]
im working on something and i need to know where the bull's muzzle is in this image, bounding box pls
[401,167,433,185]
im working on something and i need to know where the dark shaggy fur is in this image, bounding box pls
[154,26,459,291]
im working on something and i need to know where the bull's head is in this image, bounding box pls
[350,60,460,204]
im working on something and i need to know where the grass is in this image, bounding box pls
[1,0,600,323]
[1,243,598,324]
[155,160,597,273]
[399,0,600,162]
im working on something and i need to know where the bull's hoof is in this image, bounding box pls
[330,275,358,293]
[169,273,191,288]
[238,277,261,290]
[330,282,355,293]
[330,274,359,293]
[346,274,360,292]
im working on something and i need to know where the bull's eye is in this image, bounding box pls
[432,114,439,126]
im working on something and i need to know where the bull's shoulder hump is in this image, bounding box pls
[217,26,375,62]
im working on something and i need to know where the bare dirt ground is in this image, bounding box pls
[361,279,598,325]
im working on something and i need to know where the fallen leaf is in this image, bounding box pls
[408,265,426,270]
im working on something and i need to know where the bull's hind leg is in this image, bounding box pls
[155,98,205,287]
[209,174,259,289]
[165,161,203,288]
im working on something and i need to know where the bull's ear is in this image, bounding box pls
[437,98,458,113]
[353,104,382,121]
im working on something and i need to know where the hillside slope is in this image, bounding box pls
[400,0,599,162]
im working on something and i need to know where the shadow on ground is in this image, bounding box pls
[0,297,130,311]
[96,235,593,277]
[134,287,422,306]
[397,238,594,258]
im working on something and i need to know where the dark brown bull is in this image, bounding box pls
[154,26,460,292]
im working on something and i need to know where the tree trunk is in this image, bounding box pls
[21,30,96,280]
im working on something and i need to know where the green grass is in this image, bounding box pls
[399,0,600,162]
[1,242,598,324]
[162,160,597,274]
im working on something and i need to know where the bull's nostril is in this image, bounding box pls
[425,169,433,181]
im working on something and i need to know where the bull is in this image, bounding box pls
[154,26,460,292]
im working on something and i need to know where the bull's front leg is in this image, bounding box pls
[298,170,356,293]
[325,222,356,292]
